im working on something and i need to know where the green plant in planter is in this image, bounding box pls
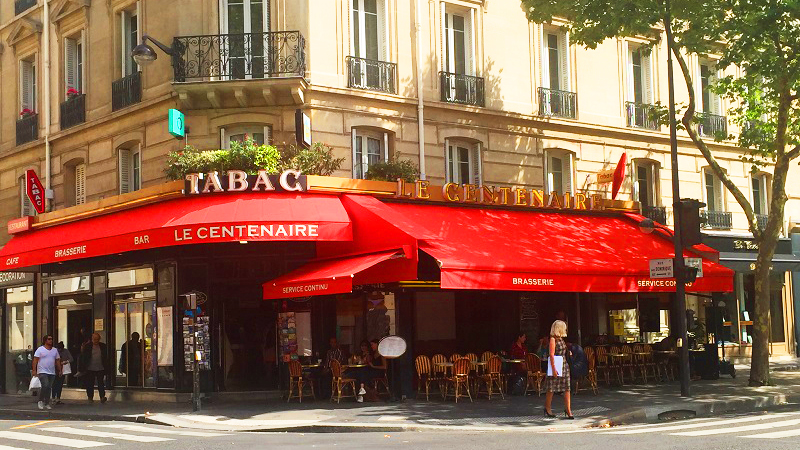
[278,142,344,176]
[365,155,419,182]
[165,136,280,180]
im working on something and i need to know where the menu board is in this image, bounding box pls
[183,315,211,371]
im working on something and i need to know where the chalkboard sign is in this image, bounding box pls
[638,297,661,333]
[519,294,539,343]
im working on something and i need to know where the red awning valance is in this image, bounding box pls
[263,249,411,299]
[0,193,351,271]
[344,196,733,293]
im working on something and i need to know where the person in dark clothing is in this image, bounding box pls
[119,332,142,386]
[78,333,108,403]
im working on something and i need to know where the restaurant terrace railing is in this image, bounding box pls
[701,210,733,230]
[16,113,38,145]
[538,87,577,119]
[625,102,661,130]
[15,0,36,16]
[172,31,306,82]
[642,205,668,225]
[60,94,86,130]
[439,72,485,107]
[346,56,397,94]
[112,72,142,111]
[697,112,728,138]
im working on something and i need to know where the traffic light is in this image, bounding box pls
[679,199,705,247]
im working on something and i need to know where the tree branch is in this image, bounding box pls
[787,145,800,160]
[669,43,761,239]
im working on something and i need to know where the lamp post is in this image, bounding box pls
[664,0,691,397]
[131,35,176,66]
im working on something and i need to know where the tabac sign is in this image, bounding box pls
[395,179,605,210]
[184,169,307,195]
[25,169,46,214]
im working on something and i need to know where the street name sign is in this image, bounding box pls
[649,258,674,278]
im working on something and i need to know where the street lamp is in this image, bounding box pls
[131,35,176,67]
[638,218,656,234]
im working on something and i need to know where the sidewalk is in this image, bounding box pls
[1,361,798,433]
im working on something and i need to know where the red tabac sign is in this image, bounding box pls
[25,170,45,214]
[611,153,627,200]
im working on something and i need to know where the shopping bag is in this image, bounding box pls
[29,376,41,391]
[62,361,72,375]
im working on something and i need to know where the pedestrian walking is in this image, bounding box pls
[544,320,574,419]
[79,333,109,403]
[52,341,74,404]
[32,335,61,410]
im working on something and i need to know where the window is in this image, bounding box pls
[64,33,84,95]
[751,174,768,215]
[633,160,659,208]
[703,169,724,212]
[220,125,272,149]
[445,139,481,185]
[698,59,721,115]
[626,45,653,104]
[221,0,271,79]
[352,0,386,62]
[20,179,34,217]
[75,164,86,205]
[352,129,388,179]
[19,58,36,113]
[540,29,569,91]
[121,3,140,77]
[441,4,474,75]
[119,146,142,194]
[544,149,573,194]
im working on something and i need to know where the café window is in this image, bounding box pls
[108,268,154,289]
[51,275,91,295]
[221,124,273,149]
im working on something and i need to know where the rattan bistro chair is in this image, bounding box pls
[431,353,449,379]
[481,351,495,362]
[594,346,611,386]
[476,355,504,400]
[286,360,314,403]
[330,360,356,404]
[415,355,440,401]
[575,349,599,395]
[449,353,463,362]
[443,358,473,403]
[524,353,545,396]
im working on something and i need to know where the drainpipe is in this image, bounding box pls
[415,0,426,179]
[43,0,52,209]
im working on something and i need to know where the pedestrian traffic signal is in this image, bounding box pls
[679,199,705,248]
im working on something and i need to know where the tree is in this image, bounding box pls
[520,0,800,386]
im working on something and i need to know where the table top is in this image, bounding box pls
[472,361,487,366]
[344,363,367,368]
[633,352,650,356]
[502,359,525,364]
[301,363,321,368]
[654,350,676,354]
[434,362,454,367]
[607,353,625,357]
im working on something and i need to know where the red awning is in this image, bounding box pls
[263,249,410,299]
[348,198,733,293]
[0,193,351,271]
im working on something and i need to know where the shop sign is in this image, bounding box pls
[733,239,759,250]
[0,271,34,287]
[25,169,46,214]
[395,179,605,211]
[184,169,307,195]
[597,170,614,184]
[8,216,33,235]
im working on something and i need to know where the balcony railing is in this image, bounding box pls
[701,210,733,230]
[112,72,142,111]
[538,87,577,119]
[172,31,306,82]
[60,94,86,130]
[697,112,728,138]
[642,205,668,225]
[756,213,769,230]
[16,113,38,145]
[346,56,397,94]
[626,102,661,130]
[15,0,36,16]
[439,72,485,107]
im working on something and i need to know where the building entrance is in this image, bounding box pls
[113,290,157,388]
[54,295,93,387]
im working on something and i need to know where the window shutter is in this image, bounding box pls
[465,8,475,75]
[220,127,228,149]
[539,26,549,88]
[20,61,33,110]
[383,132,389,162]
[694,59,703,109]
[714,176,724,212]
[622,41,632,102]
[265,0,271,33]
[378,0,388,61]
[711,67,721,114]
[643,49,654,104]
[75,164,87,205]
[133,146,142,190]
[471,143,482,185]
[264,125,273,145]
[565,152,574,195]
[21,182,34,217]
[631,161,639,202]
[351,128,359,177]
[65,37,77,93]
[445,138,452,182]
[119,149,131,194]
[121,10,129,75]
[543,149,550,191]
[559,32,570,91]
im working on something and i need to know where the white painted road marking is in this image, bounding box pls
[603,412,800,434]
[93,424,230,437]
[41,426,173,442]
[742,428,800,439]
[0,430,110,448]
[671,418,800,437]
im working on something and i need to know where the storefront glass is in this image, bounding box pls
[113,290,157,388]
[5,286,34,393]
[54,295,93,387]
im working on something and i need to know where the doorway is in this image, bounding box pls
[113,290,157,388]
[54,295,93,387]
[222,0,271,79]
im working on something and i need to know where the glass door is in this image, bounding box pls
[113,290,156,388]
[4,286,34,394]
[225,0,269,79]
[54,295,93,387]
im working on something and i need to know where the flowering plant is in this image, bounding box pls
[19,108,34,118]
[67,88,80,99]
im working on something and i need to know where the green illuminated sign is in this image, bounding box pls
[168,109,185,138]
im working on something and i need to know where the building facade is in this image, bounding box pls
[0,0,798,395]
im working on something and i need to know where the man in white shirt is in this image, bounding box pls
[32,335,61,410]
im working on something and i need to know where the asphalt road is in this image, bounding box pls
[2,409,800,450]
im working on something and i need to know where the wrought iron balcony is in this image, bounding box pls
[112,72,142,111]
[16,113,38,145]
[346,56,397,94]
[625,102,661,130]
[642,205,668,225]
[172,31,306,82]
[60,94,86,130]
[697,112,728,138]
[439,72,485,107]
[538,87,577,119]
[15,0,36,16]
[756,213,769,230]
[701,210,733,230]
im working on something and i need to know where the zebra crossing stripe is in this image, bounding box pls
[741,428,800,439]
[603,412,800,435]
[671,418,800,437]
[0,431,110,448]
[0,445,33,450]
[41,427,174,442]
[93,424,230,437]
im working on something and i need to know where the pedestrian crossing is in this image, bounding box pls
[0,423,231,449]
[576,411,800,440]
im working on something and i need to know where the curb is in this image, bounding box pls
[0,408,147,424]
